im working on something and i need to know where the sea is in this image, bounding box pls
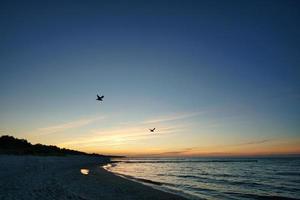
[104,157,300,200]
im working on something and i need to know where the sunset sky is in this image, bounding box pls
[0,0,299,156]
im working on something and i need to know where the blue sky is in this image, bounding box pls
[0,0,299,156]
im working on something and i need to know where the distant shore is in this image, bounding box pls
[0,155,187,200]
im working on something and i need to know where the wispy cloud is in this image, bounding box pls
[142,111,203,124]
[145,140,273,156]
[233,139,271,146]
[196,139,272,149]
[148,148,195,156]
[58,124,181,148]
[56,111,200,151]
[0,129,12,134]
[34,116,105,135]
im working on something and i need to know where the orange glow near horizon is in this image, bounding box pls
[57,133,300,157]
[13,112,300,158]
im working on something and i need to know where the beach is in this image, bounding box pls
[0,155,187,200]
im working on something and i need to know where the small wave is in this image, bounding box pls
[134,177,163,185]
[112,173,164,186]
[190,175,268,188]
[178,175,203,179]
[177,173,237,179]
[276,172,300,176]
[157,173,167,176]
[225,192,300,200]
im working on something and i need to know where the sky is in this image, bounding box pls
[0,0,299,156]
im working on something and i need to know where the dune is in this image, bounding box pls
[0,155,187,200]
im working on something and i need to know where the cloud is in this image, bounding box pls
[58,124,183,149]
[35,116,104,135]
[142,111,203,124]
[36,111,204,152]
[146,140,273,156]
[0,129,11,134]
[190,139,272,150]
[148,148,194,156]
[56,111,198,150]
[231,139,271,147]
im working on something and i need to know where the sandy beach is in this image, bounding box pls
[0,155,187,200]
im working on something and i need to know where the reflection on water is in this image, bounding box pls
[80,168,89,175]
[108,157,300,200]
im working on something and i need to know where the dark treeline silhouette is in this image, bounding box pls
[0,135,123,157]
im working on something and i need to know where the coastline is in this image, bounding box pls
[0,155,188,200]
[103,163,196,200]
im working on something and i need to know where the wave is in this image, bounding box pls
[171,174,288,190]
[176,173,239,179]
[130,177,163,185]
[225,192,300,200]
[104,169,164,186]
[276,172,300,176]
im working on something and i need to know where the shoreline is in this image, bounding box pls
[103,164,195,200]
[0,155,188,200]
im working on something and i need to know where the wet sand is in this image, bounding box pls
[0,155,187,200]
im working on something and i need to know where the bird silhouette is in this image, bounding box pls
[149,128,156,132]
[96,94,104,101]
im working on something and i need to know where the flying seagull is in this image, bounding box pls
[149,128,156,132]
[96,94,104,101]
